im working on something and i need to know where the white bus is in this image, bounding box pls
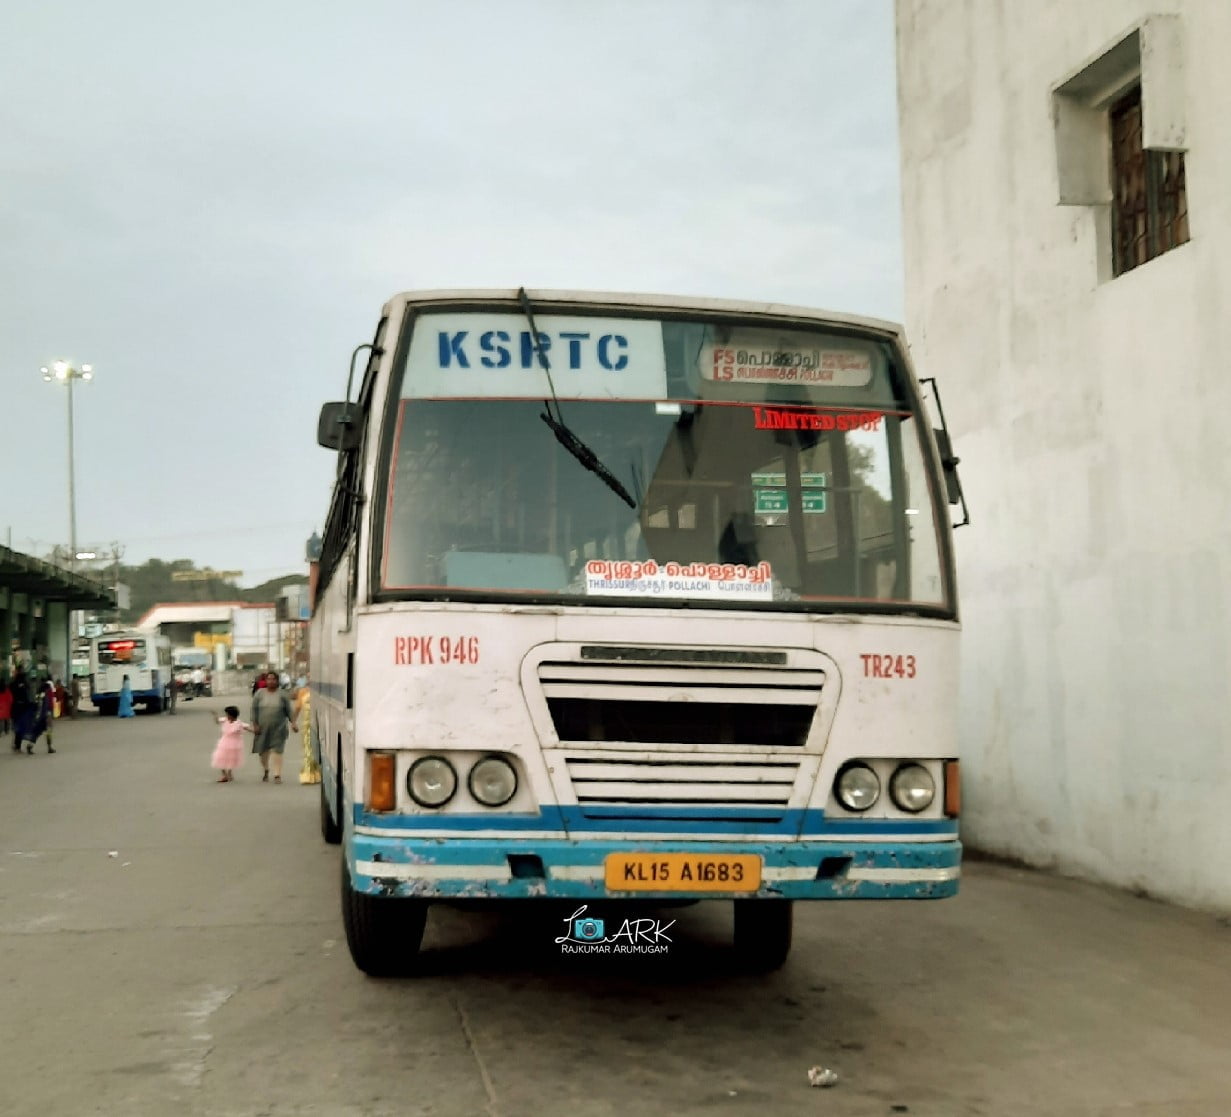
[311,289,966,975]
[90,630,175,715]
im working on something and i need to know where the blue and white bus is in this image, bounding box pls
[311,289,965,975]
[89,630,174,715]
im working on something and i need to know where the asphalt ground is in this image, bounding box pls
[2,698,1229,1116]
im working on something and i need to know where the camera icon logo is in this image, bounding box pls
[573,917,606,942]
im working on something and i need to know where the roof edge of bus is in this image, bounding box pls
[380,289,905,339]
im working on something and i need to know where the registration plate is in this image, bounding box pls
[604,853,762,893]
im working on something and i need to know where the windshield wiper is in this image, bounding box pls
[517,287,636,509]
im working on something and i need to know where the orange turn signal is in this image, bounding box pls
[943,760,961,818]
[368,752,396,812]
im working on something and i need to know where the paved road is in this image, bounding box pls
[2,701,1229,1117]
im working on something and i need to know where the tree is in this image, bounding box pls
[117,560,306,625]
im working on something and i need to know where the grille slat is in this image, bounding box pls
[541,664,825,688]
[542,682,820,707]
[574,783,793,803]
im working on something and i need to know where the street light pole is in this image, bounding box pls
[67,372,77,563]
[40,360,93,570]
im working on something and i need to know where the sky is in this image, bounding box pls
[1,0,902,588]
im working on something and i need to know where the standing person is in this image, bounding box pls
[30,680,56,754]
[191,666,205,697]
[118,674,136,718]
[251,671,298,784]
[0,676,11,740]
[211,706,252,782]
[11,667,36,753]
[294,676,319,785]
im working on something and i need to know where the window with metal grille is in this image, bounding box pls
[1110,85,1189,276]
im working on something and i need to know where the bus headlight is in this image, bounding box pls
[889,763,936,813]
[835,763,880,812]
[407,756,458,808]
[468,756,518,807]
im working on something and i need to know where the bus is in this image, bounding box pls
[90,630,175,715]
[311,289,966,976]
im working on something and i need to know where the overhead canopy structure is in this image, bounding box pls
[0,544,116,610]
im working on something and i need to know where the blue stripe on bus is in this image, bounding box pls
[351,835,963,869]
[352,804,958,838]
[346,836,962,901]
[313,681,347,705]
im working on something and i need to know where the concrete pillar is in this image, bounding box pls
[32,600,50,672]
[46,601,69,681]
[16,596,34,663]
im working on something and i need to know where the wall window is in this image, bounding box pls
[1109,85,1189,276]
[1051,16,1188,282]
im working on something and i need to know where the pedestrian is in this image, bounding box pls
[294,676,319,785]
[30,680,56,754]
[0,676,11,739]
[11,667,36,753]
[211,705,253,782]
[251,670,267,696]
[118,674,136,718]
[251,671,298,784]
[53,678,67,720]
[191,666,205,697]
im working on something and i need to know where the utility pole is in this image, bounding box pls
[109,542,125,627]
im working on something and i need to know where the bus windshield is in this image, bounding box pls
[379,310,949,611]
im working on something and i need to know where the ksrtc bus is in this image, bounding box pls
[311,289,966,975]
[90,630,174,715]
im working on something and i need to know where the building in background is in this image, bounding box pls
[135,602,280,671]
[896,1,1229,909]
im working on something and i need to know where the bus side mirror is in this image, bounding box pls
[317,402,362,451]
[933,428,963,506]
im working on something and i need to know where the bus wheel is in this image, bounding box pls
[340,856,427,977]
[320,771,341,845]
[732,899,794,973]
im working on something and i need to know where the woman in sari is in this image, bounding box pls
[294,678,320,784]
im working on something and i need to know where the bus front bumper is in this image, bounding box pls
[347,833,961,901]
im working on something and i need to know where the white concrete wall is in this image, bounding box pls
[230,605,278,667]
[896,0,1231,910]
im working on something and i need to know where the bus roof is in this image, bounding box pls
[379,289,905,342]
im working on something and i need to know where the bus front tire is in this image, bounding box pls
[732,899,794,973]
[341,856,427,977]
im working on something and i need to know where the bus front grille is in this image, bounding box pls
[564,755,800,821]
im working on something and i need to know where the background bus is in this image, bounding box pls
[90,630,174,715]
[312,288,965,976]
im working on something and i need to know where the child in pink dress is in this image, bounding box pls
[211,705,252,782]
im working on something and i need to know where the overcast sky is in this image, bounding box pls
[1,0,901,588]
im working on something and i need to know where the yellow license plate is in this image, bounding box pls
[604,853,762,893]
